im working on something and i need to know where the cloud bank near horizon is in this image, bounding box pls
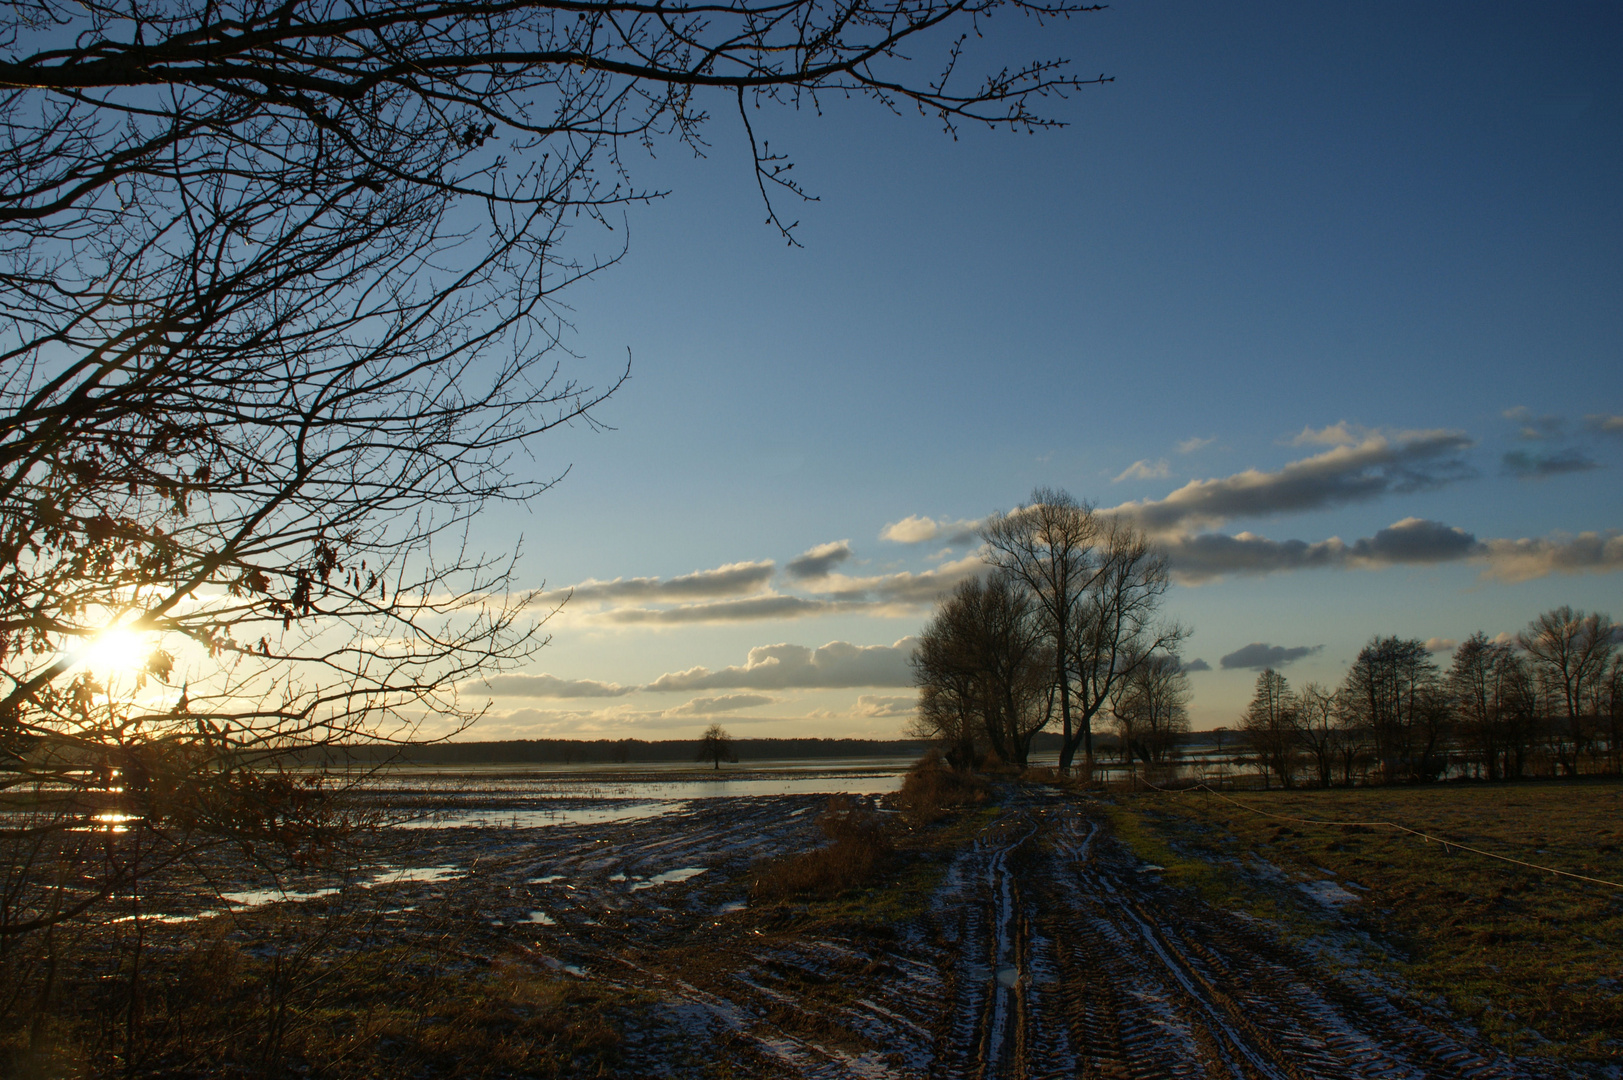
[1161,520,1623,584]
[474,674,634,698]
[525,420,1619,631]
[1105,427,1475,535]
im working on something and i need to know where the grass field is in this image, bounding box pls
[1103,779,1623,1068]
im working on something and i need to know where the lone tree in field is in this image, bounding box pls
[696,724,736,770]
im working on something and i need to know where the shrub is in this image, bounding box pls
[893,751,988,826]
[750,795,893,902]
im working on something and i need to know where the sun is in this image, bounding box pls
[80,627,155,677]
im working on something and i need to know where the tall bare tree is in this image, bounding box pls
[1339,636,1447,782]
[980,489,1098,770]
[1602,656,1623,775]
[1108,649,1189,778]
[1448,632,1535,781]
[1293,680,1338,787]
[0,0,1113,1039]
[981,491,1179,777]
[1518,607,1616,773]
[1241,668,1296,789]
[1065,517,1182,776]
[910,573,1053,767]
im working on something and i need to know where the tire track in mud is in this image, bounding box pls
[1008,792,1522,1080]
[928,808,1041,1079]
[468,794,943,1078]
[404,785,1528,1078]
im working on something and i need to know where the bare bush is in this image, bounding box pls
[892,750,988,826]
[749,795,893,903]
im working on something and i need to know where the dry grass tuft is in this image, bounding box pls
[0,911,629,1080]
[893,751,988,826]
[750,795,894,902]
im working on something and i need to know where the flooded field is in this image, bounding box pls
[378,758,909,828]
[29,764,1615,1078]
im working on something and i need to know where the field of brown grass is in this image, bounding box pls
[1104,779,1623,1068]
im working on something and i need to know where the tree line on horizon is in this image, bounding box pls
[1232,606,1622,787]
[906,489,1622,788]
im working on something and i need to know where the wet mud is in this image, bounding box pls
[192,782,1551,1077]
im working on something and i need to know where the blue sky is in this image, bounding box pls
[453,1,1623,739]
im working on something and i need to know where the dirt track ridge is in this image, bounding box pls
[928,789,1522,1080]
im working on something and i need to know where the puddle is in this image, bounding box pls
[67,811,142,833]
[112,911,225,924]
[1298,880,1359,906]
[525,910,556,925]
[222,886,341,907]
[374,864,461,885]
[995,965,1020,988]
[592,776,902,799]
[630,867,706,891]
[718,900,747,914]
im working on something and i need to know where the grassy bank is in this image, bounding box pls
[1100,779,1623,1067]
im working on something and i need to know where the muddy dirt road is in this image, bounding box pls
[389,784,1530,1078]
[924,791,1517,1080]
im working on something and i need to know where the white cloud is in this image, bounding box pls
[1113,458,1171,483]
[1586,413,1623,435]
[879,515,983,545]
[1424,638,1458,653]
[853,694,916,718]
[473,707,649,738]
[1290,421,1362,446]
[798,553,988,608]
[647,638,918,691]
[664,694,775,716]
[1177,436,1216,454]
[1503,406,1564,438]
